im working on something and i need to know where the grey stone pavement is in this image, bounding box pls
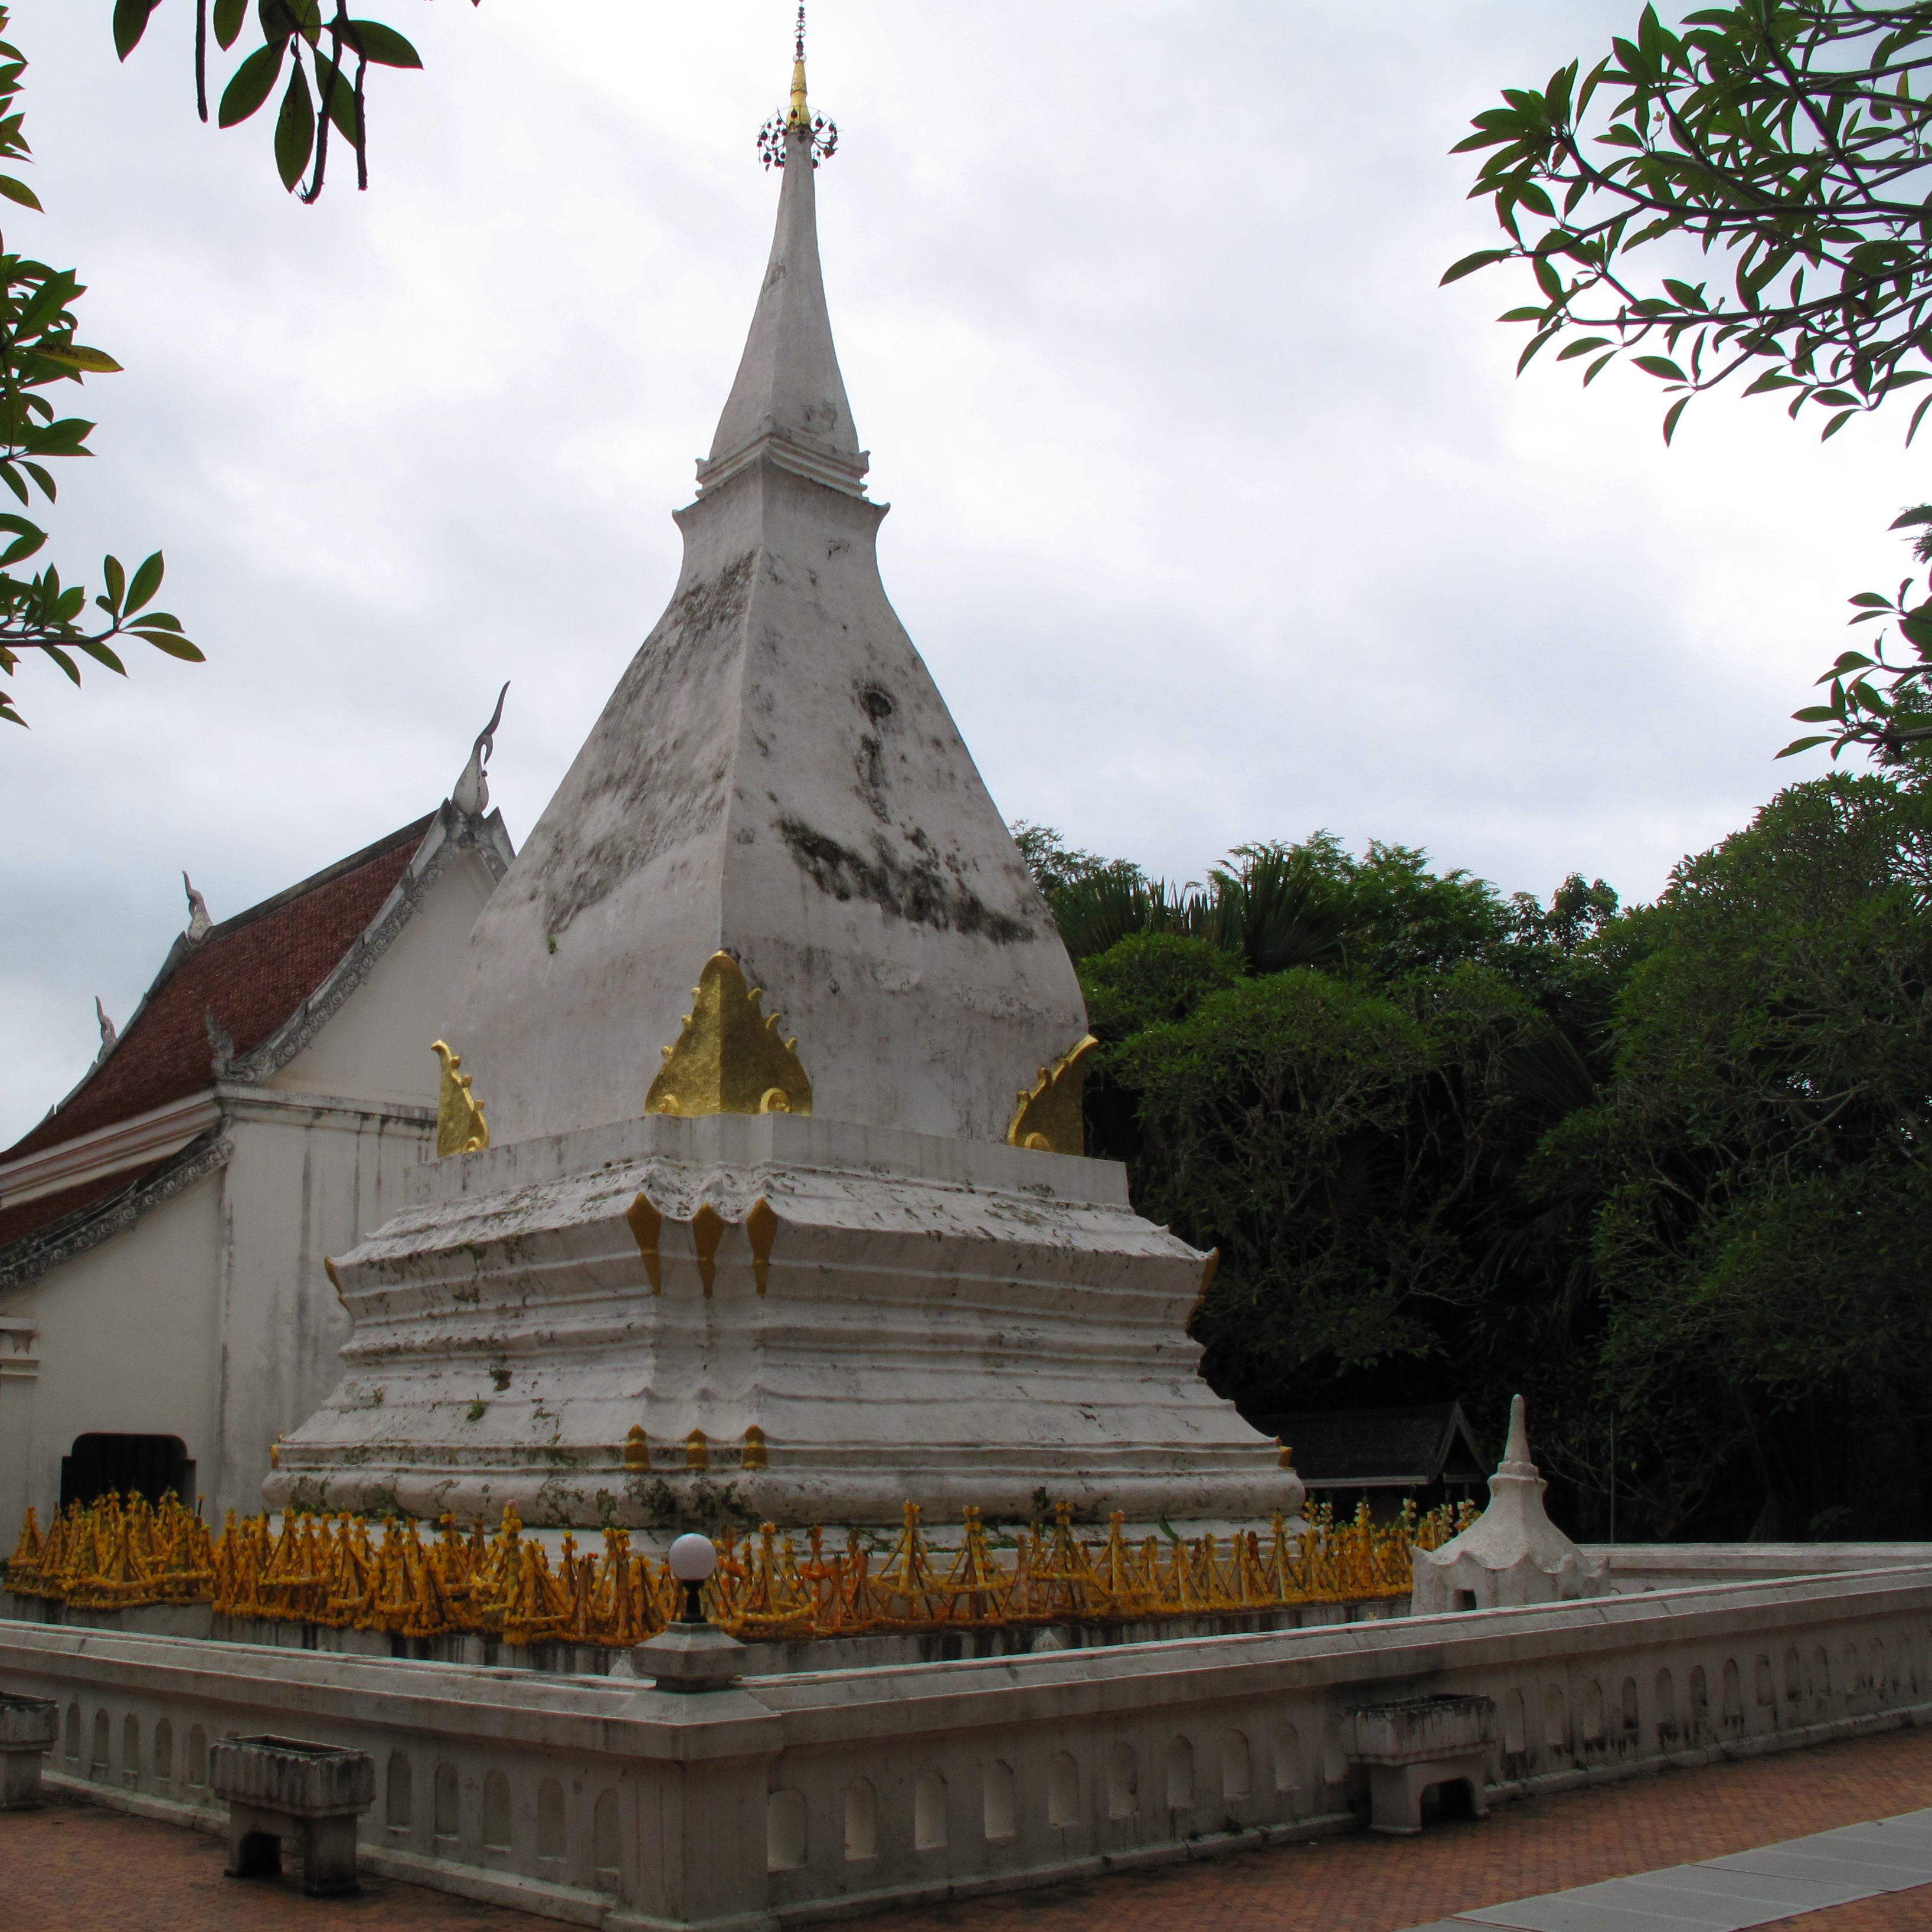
[1404,1806,1932,1931]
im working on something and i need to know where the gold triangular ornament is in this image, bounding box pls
[431,1041,490,1156]
[1006,1034,1097,1155]
[646,952,813,1119]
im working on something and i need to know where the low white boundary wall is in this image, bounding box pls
[5,1567,1932,1931]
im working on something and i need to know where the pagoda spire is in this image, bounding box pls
[436,8,1086,1152]
[702,7,864,498]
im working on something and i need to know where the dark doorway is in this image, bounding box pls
[59,1434,194,1510]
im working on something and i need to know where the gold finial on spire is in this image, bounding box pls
[787,4,809,128]
[760,2,837,170]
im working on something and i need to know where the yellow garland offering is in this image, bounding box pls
[5,1492,1473,1648]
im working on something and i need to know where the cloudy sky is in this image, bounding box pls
[2,2,1920,1144]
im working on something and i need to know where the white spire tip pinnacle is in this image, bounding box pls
[1505,1392,1531,1469]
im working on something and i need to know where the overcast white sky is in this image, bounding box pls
[3,2,1921,1145]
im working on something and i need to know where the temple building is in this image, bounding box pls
[266,51,1296,1533]
[0,748,514,1531]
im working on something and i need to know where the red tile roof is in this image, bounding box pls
[3,816,433,1165]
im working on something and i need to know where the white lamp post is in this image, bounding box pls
[668,1532,717,1626]
[627,1532,748,1694]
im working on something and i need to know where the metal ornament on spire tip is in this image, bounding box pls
[759,2,838,169]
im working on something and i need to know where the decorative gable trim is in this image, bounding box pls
[225,804,512,1087]
[0,1128,234,1292]
[0,1089,220,1211]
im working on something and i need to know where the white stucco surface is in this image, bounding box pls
[267,1112,1296,1529]
[275,122,1292,1530]
[0,1174,224,1533]
[1411,1396,1610,1614]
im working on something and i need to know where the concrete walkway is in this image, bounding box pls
[1405,1807,1932,1931]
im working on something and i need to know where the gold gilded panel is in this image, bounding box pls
[431,1040,489,1158]
[692,1203,727,1297]
[747,1197,779,1295]
[645,952,812,1120]
[1005,1034,1097,1155]
[626,1194,663,1293]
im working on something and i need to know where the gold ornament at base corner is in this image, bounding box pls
[1006,1034,1099,1155]
[645,952,813,1119]
[431,1040,490,1157]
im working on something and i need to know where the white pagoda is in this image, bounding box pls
[269,44,1296,1534]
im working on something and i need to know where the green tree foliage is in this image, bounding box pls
[1008,822,1114,897]
[113,0,455,200]
[1038,793,1932,1539]
[1019,828,1623,1433]
[1447,1,1932,444]
[1446,1,1932,767]
[0,11,197,728]
[1786,501,1932,760]
[1116,962,1545,1401]
[1537,773,1932,1536]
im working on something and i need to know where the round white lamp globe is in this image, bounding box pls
[668,1533,717,1583]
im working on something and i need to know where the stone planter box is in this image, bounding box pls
[0,1691,58,1810]
[1345,1692,1494,1762]
[1343,1694,1495,1836]
[209,1735,374,1896]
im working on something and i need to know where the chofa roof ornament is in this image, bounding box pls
[452,681,509,818]
[91,996,117,1065]
[182,872,213,943]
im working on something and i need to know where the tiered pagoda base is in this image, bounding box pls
[267,1112,1298,1531]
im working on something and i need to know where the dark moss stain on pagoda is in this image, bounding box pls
[537,552,757,937]
[777,819,1032,943]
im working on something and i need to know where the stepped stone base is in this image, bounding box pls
[267,1112,1298,1530]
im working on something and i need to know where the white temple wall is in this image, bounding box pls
[210,1094,432,1521]
[0,849,505,1531]
[0,1172,224,1535]
[0,1098,435,1532]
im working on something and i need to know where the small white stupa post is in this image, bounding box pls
[1409,1395,1609,1614]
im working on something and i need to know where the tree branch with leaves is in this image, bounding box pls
[0,9,197,730]
[1444,1,1932,766]
[113,0,466,202]
[1446,1,1932,446]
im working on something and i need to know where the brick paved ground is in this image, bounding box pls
[4,1724,1932,1931]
